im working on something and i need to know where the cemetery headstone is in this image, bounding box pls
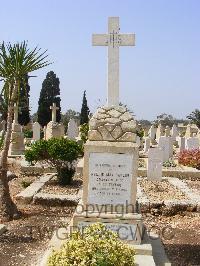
[67,119,79,139]
[156,123,164,141]
[147,148,163,181]
[148,125,156,140]
[46,103,64,140]
[158,136,173,162]
[171,124,178,141]
[33,122,41,141]
[185,137,199,150]
[8,104,25,156]
[72,17,142,244]
[185,124,193,138]
[176,136,185,152]
[144,137,151,153]
[165,126,171,137]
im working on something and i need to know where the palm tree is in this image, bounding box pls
[0,41,50,222]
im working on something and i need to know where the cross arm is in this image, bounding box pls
[119,34,135,46]
[92,34,108,46]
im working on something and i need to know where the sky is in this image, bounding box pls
[0,0,199,120]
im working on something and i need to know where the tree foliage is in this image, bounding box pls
[18,73,30,126]
[0,41,50,221]
[187,109,200,129]
[37,71,61,127]
[80,90,89,125]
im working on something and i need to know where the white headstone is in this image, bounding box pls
[136,135,141,147]
[92,17,135,106]
[67,119,79,140]
[148,125,156,140]
[156,124,164,141]
[165,126,171,137]
[158,136,173,162]
[147,148,163,181]
[185,124,192,138]
[33,122,41,141]
[144,137,151,153]
[171,124,178,140]
[185,137,199,150]
[176,136,185,151]
[50,103,59,122]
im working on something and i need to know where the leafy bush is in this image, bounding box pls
[25,138,82,185]
[23,129,33,138]
[21,180,32,188]
[79,123,89,143]
[178,149,200,170]
[47,223,135,266]
[163,159,177,168]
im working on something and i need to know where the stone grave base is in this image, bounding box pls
[8,131,25,156]
[71,202,143,245]
[38,221,169,266]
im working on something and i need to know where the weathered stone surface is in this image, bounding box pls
[89,118,98,130]
[97,107,106,114]
[120,112,133,122]
[121,121,136,132]
[88,130,102,141]
[104,123,115,132]
[94,112,110,120]
[108,109,121,118]
[102,106,113,111]
[111,126,123,139]
[115,105,127,113]
[46,121,64,140]
[118,132,136,142]
[105,117,121,124]
[98,126,115,141]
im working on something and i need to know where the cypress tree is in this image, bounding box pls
[80,90,90,125]
[37,71,61,127]
[18,74,31,126]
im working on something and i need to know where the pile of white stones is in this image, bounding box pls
[88,105,137,142]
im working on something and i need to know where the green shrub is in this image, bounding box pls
[79,123,89,143]
[24,129,33,138]
[25,138,82,185]
[163,159,177,168]
[47,223,135,266]
[21,180,32,188]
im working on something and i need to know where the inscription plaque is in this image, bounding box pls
[78,221,137,241]
[88,153,133,205]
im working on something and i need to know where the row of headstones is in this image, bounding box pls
[143,135,200,158]
[32,118,79,141]
[148,123,200,141]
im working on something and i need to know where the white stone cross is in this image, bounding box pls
[50,103,59,122]
[13,104,18,123]
[92,17,135,106]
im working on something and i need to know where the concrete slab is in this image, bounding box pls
[33,192,80,205]
[16,174,55,203]
[135,255,155,266]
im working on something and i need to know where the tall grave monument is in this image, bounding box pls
[8,104,25,156]
[46,103,64,140]
[72,17,143,244]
